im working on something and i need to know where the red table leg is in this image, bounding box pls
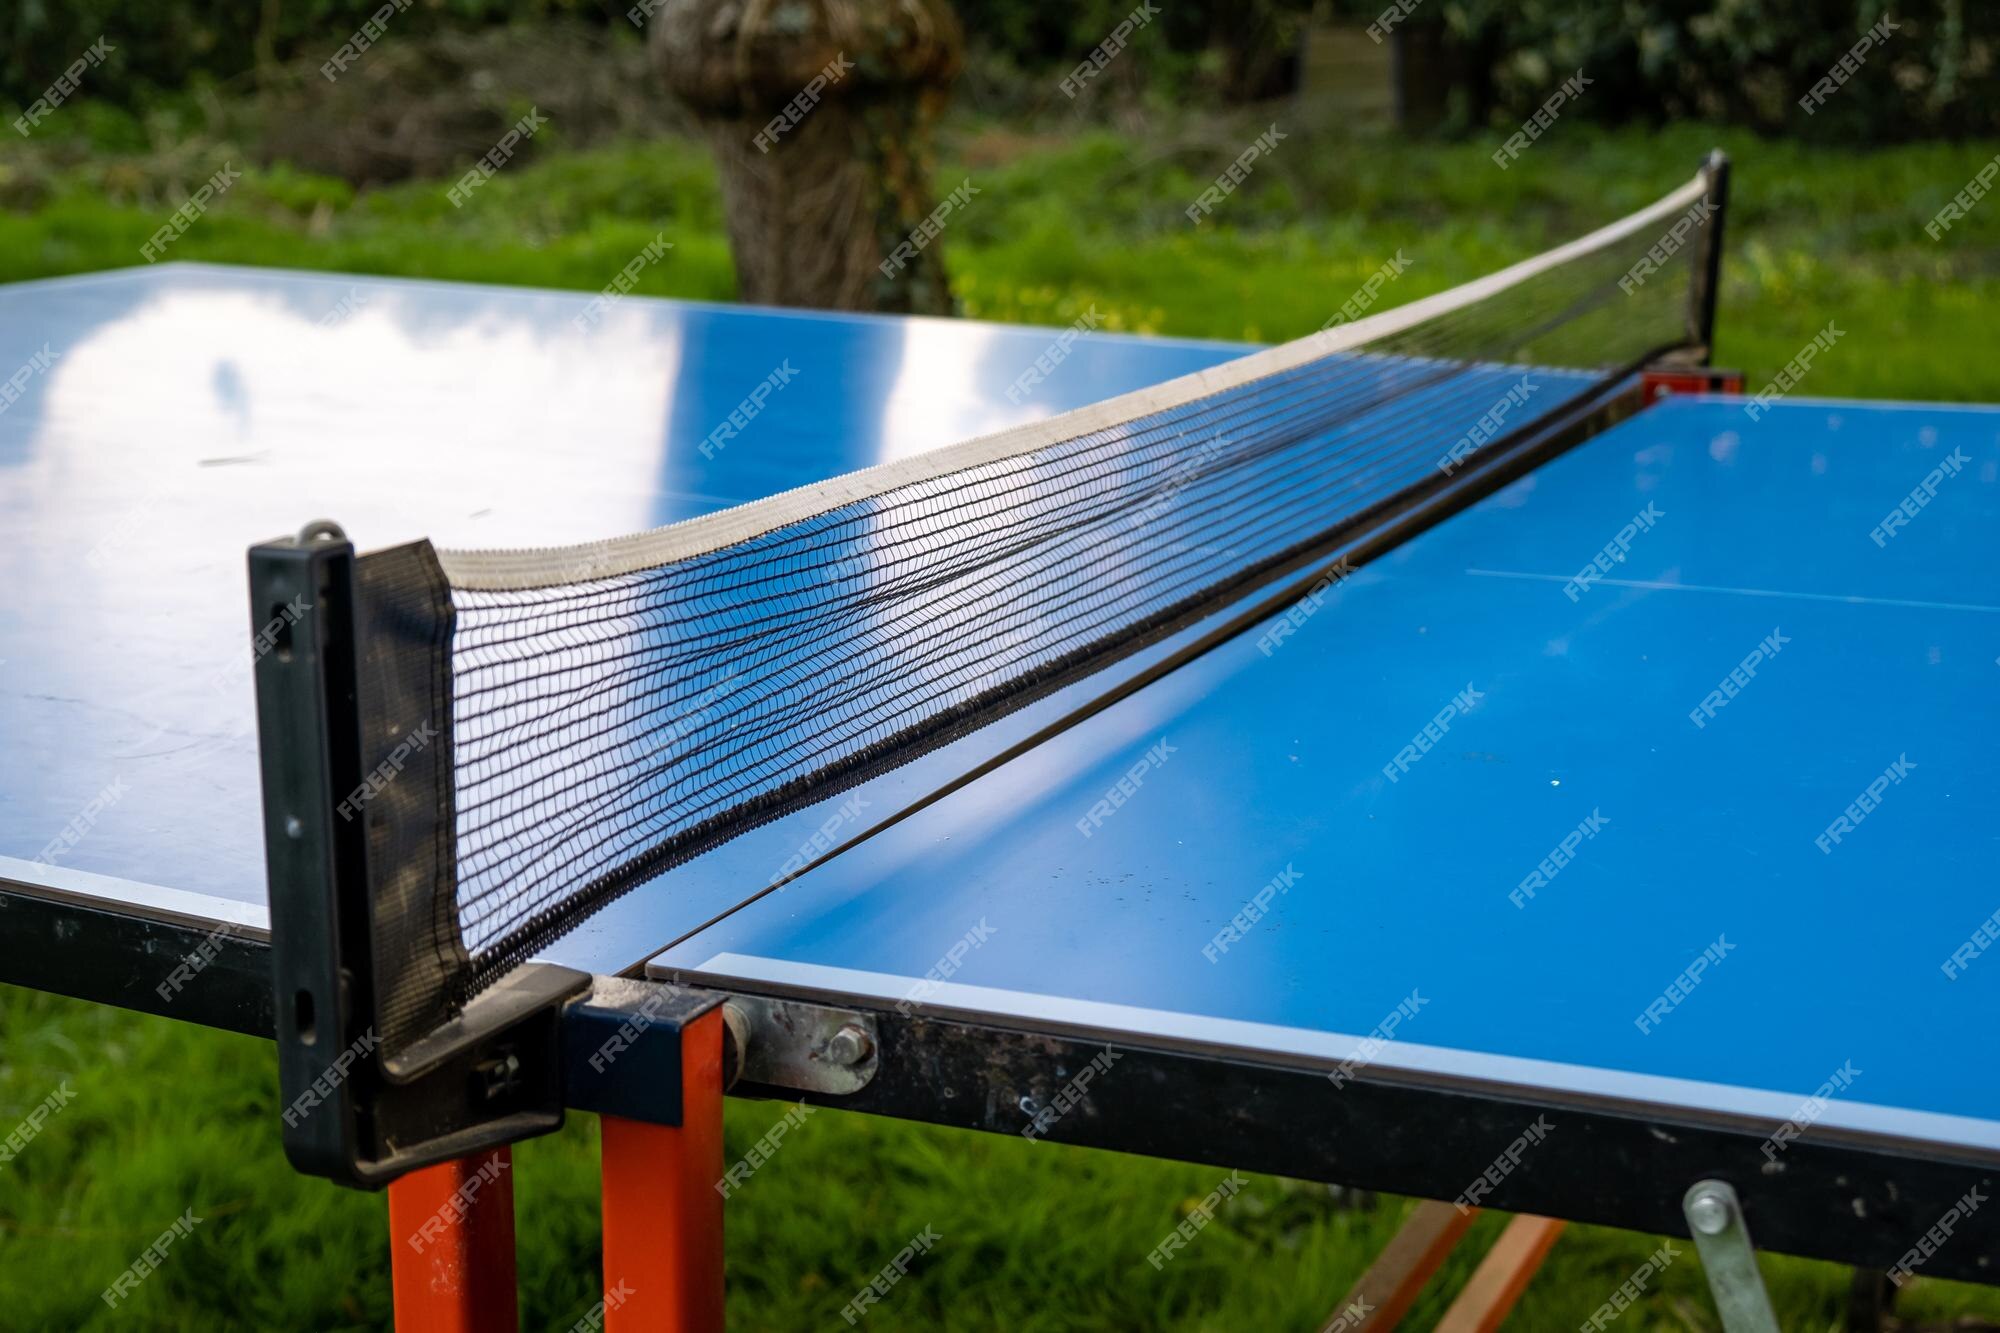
[600,1005,727,1332]
[387,1145,519,1331]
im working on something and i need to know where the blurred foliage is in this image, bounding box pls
[5,0,1993,142]
[0,0,1325,115]
[961,0,1997,139]
[252,22,681,185]
[953,0,1315,104]
[4,20,683,190]
[1434,0,1995,140]
[0,0,591,103]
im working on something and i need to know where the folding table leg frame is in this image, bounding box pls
[1434,1215,1567,1333]
[1322,1200,1481,1331]
[1683,1180,1780,1333]
[384,1007,729,1332]
[1320,1202,1561,1332]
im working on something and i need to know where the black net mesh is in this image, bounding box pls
[431,170,1721,1004]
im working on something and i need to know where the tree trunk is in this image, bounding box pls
[693,95,953,313]
[650,0,962,315]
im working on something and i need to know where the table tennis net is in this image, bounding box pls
[382,165,1722,1035]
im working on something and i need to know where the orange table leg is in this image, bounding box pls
[387,1146,519,1332]
[1434,1215,1566,1333]
[1325,1199,1482,1331]
[600,1006,726,1333]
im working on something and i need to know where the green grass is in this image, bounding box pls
[4,106,2000,1329]
[4,114,1997,395]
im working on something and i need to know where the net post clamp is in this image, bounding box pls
[251,521,589,1188]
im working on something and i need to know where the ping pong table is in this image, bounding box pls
[3,261,1996,1326]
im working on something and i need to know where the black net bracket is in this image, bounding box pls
[1690,149,1732,363]
[248,520,592,1187]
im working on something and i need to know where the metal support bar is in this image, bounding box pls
[686,978,2000,1284]
[0,881,274,1036]
[1684,1179,1781,1333]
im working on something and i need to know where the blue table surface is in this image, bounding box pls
[655,394,2000,1144]
[6,265,1995,1145]
[0,263,1243,922]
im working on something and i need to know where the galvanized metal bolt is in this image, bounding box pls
[826,1023,873,1067]
[1686,1185,1733,1236]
